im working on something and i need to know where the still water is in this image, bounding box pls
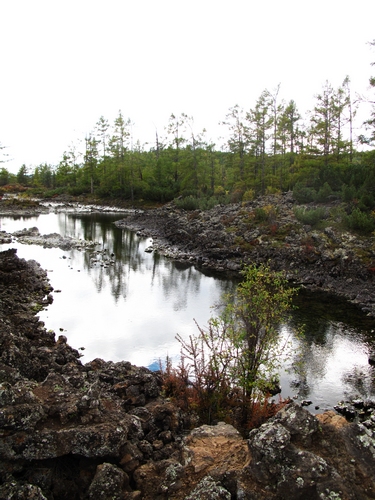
[1,210,375,411]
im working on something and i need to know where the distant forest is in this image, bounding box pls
[1,70,375,214]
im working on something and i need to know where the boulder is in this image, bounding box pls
[183,476,231,500]
[244,402,375,499]
[88,462,129,499]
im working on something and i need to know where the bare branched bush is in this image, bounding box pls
[161,264,301,432]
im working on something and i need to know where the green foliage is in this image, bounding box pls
[168,264,300,427]
[32,163,55,189]
[292,182,317,203]
[16,94,375,209]
[358,193,375,211]
[214,185,226,196]
[174,195,201,211]
[144,185,176,203]
[66,185,88,196]
[254,207,268,222]
[341,183,357,202]
[344,208,375,234]
[174,194,230,211]
[223,264,299,401]
[0,167,14,186]
[315,181,333,202]
[40,188,65,198]
[17,165,29,185]
[293,206,328,226]
[242,189,255,201]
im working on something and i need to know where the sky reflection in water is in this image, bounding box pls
[1,210,375,411]
[0,212,234,367]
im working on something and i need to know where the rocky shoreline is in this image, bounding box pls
[1,192,375,497]
[2,193,375,317]
[0,248,375,499]
[1,226,100,251]
[114,193,375,318]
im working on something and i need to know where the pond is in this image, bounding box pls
[1,208,374,413]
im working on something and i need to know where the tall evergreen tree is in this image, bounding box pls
[32,163,54,188]
[180,114,208,193]
[222,105,248,182]
[246,91,273,194]
[109,110,132,196]
[276,100,301,189]
[95,116,110,158]
[266,83,282,157]
[17,165,29,185]
[278,100,301,158]
[362,40,375,145]
[342,76,356,162]
[56,146,80,188]
[166,113,187,185]
[308,80,352,163]
[0,167,11,186]
[308,81,335,161]
[84,135,99,194]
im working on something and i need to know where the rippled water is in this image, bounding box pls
[1,209,374,412]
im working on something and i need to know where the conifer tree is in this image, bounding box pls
[362,40,375,145]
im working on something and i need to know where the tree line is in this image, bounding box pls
[1,62,375,212]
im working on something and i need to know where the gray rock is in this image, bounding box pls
[184,475,231,500]
[0,482,48,499]
[88,462,129,500]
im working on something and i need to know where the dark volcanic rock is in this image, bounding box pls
[245,402,375,499]
[115,193,375,317]
[0,249,183,498]
[1,248,375,499]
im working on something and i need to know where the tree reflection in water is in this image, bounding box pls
[282,290,375,410]
[0,211,374,410]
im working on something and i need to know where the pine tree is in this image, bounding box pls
[222,105,248,182]
[362,40,375,145]
[246,91,273,194]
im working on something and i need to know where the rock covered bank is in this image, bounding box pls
[1,248,375,499]
[115,193,375,317]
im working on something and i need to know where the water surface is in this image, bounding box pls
[1,210,374,411]
[0,211,234,367]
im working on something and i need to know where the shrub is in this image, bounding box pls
[230,189,244,203]
[144,186,176,203]
[242,189,255,202]
[265,186,281,195]
[293,182,317,203]
[293,206,327,226]
[163,264,300,430]
[344,208,375,234]
[174,194,230,211]
[214,186,226,197]
[315,182,333,203]
[203,196,221,211]
[174,195,200,211]
[358,193,375,212]
[254,207,268,222]
[341,184,357,203]
[67,186,89,196]
[39,187,66,198]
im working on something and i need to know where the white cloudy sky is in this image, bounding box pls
[1,0,374,173]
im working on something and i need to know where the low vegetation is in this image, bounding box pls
[161,264,301,432]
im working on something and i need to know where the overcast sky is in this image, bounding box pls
[1,0,374,173]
